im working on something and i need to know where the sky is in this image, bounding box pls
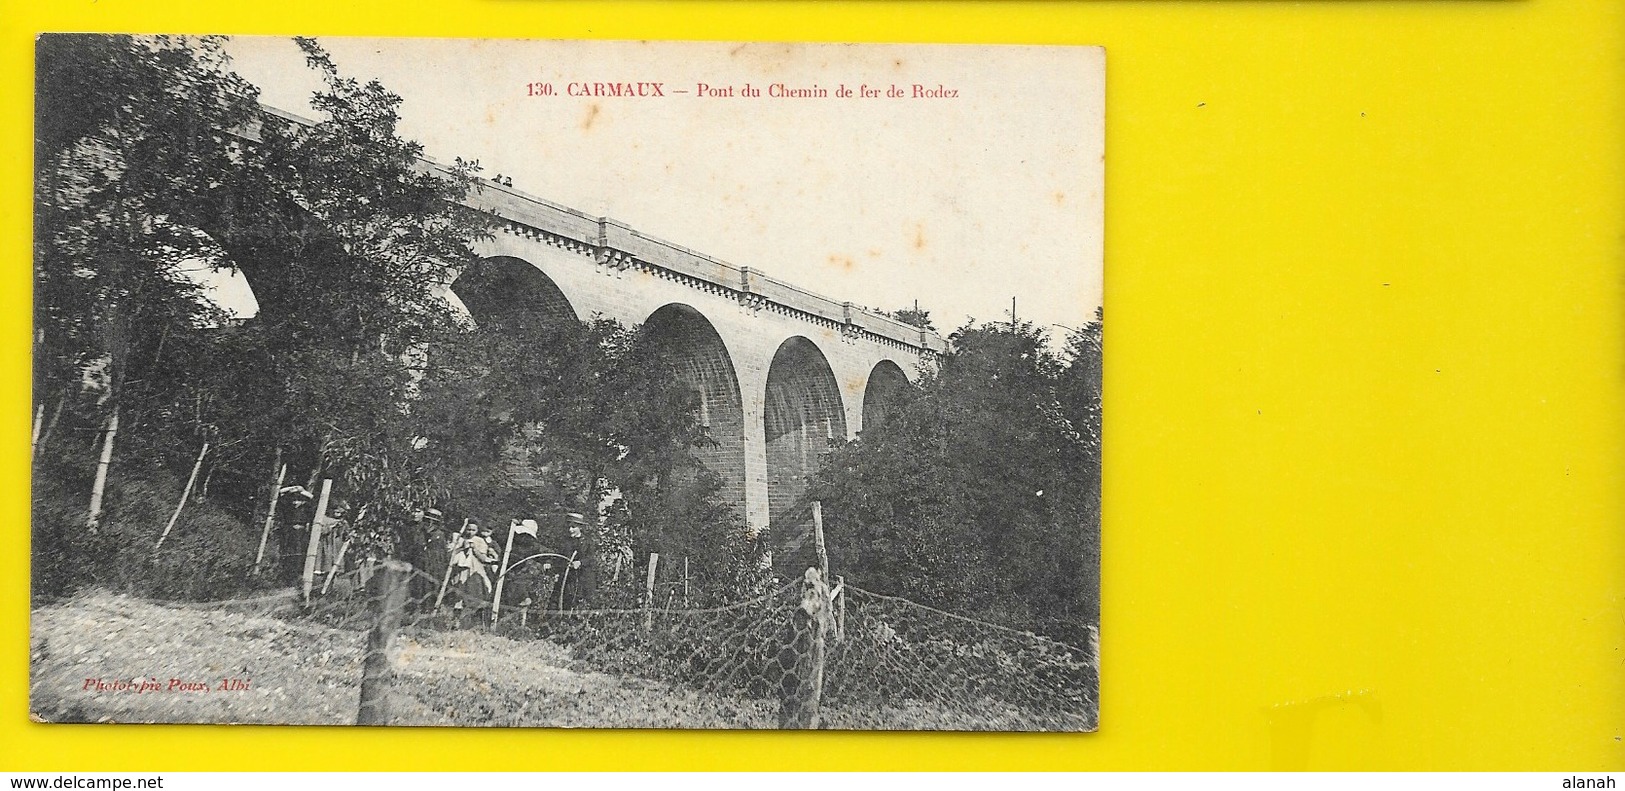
[211,37,1104,338]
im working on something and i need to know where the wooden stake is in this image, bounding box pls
[558,551,577,611]
[301,479,333,606]
[320,537,351,595]
[779,567,831,729]
[805,569,829,729]
[490,521,518,624]
[433,518,469,611]
[811,500,829,582]
[642,552,660,633]
[154,442,210,550]
[356,560,411,726]
[252,454,286,576]
[85,406,119,534]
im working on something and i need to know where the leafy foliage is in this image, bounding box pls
[416,316,763,606]
[32,458,261,602]
[810,316,1103,641]
[882,306,937,332]
[34,34,263,482]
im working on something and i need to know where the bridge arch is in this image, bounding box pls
[450,255,579,328]
[861,359,912,433]
[763,336,847,535]
[638,303,748,511]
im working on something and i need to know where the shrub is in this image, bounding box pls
[32,459,268,602]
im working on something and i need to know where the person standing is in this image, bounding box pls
[400,506,443,601]
[558,513,596,609]
[468,521,500,617]
[447,521,490,619]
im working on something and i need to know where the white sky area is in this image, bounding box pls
[206,37,1104,337]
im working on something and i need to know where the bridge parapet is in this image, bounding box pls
[465,177,947,358]
[254,105,946,358]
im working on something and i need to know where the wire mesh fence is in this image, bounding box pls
[823,584,1098,731]
[263,561,1097,731]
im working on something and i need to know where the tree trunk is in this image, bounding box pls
[35,395,64,460]
[85,405,120,534]
[31,402,44,457]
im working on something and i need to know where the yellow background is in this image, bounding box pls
[2,0,1622,772]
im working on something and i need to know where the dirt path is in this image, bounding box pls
[30,590,775,728]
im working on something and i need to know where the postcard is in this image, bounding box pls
[29,35,1103,730]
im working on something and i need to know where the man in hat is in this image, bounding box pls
[557,513,595,609]
[273,485,316,583]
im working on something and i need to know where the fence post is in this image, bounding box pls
[642,552,660,633]
[154,441,209,550]
[558,552,577,612]
[301,479,333,606]
[811,500,830,582]
[252,455,285,576]
[319,537,352,596]
[491,520,518,625]
[780,567,832,729]
[356,560,411,726]
[433,518,469,613]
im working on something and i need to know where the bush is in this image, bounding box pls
[32,458,269,602]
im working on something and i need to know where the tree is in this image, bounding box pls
[809,317,1102,640]
[34,35,264,531]
[884,305,937,332]
[31,34,761,605]
[1056,307,1104,533]
[414,314,762,605]
[33,34,493,593]
[182,37,493,563]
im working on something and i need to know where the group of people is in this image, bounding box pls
[438,513,593,622]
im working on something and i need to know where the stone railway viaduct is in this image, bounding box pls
[231,108,945,541]
[447,179,947,537]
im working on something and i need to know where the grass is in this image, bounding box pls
[30,589,1094,731]
[29,589,777,728]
